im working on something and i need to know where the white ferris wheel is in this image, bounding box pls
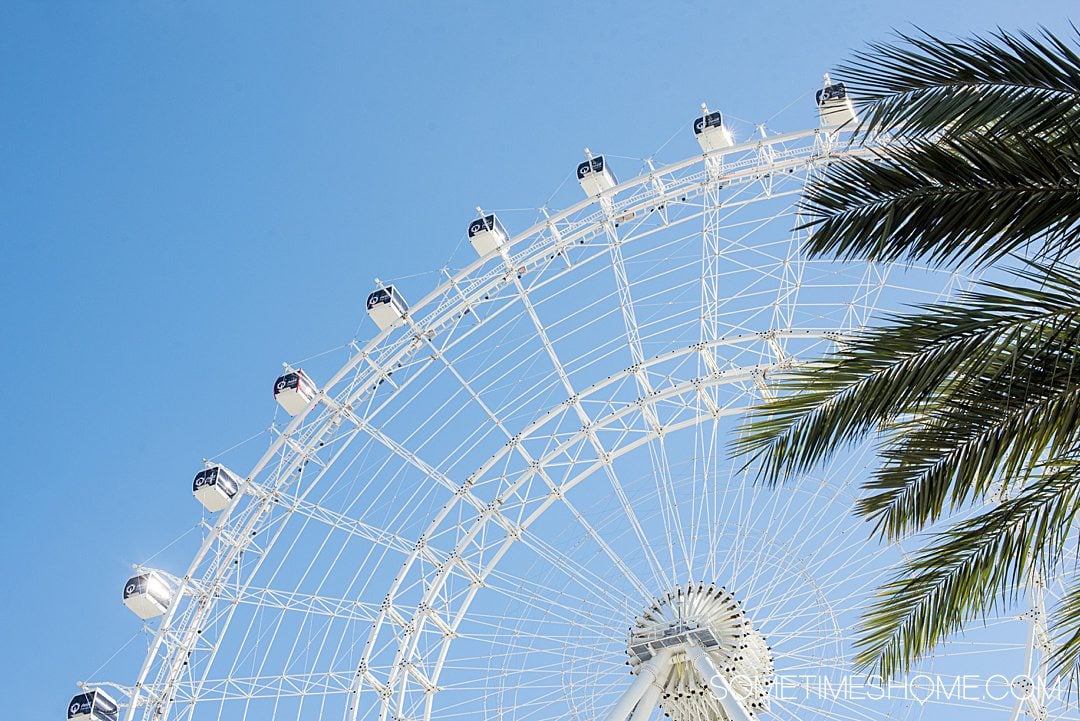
[68,82,1070,721]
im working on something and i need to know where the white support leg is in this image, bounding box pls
[602,648,674,721]
[628,661,671,721]
[686,644,754,721]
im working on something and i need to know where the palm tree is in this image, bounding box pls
[734,27,1080,682]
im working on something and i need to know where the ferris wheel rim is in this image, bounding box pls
[118,129,845,714]
[95,126,1052,721]
[358,126,871,355]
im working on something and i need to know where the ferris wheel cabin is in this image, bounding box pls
[693,110,734,153]
[577,155,617,197]
[192,464,241,512]
[122,571,172,620]
[816,81,858,130]
[366,285,408,331]
[67,690,118,721]
[273,369,317,416]
[467,213,509,257]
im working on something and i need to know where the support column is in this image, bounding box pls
[628,661,671,721]
[601,648,674,721]
[686,644,753,721]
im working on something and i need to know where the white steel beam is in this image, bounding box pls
[601,648,675,721]
[686,644,754,721]
[628,661,672,721]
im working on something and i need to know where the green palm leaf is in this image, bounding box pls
[735,264,1080,679]
[735,263,1080,493]
[804,128,1080,268]
[855,461,1080,679]
[736,25,1080,684]
[841,28,1080,138]
[1051,576,1080,681]
[803,27,1080,270]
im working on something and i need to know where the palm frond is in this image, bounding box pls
[802,129,1080,268]
[735,26,1080,687]
[854,461,1080,679]
[1050,574,1080,683]
[861,293,1080,537]
[735,263,1080,489]
[839,28,1080,138]
[801,28,1080,270]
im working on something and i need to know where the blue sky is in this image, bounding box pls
[2,2,1076,718]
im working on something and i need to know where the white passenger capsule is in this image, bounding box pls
[816,78,858,130]
[576,153,617,197]
[67,690,118,721]
[366,285,408,331]
[192,464,241,512]
[693,108,734,153]
[467,213,509,257]
[273,369,317,416]
[122,570,172,619]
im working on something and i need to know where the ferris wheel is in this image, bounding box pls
[69,81,1069,721]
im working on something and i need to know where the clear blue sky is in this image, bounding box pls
[1,2,1075,717]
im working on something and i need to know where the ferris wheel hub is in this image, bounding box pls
[627,583,773,720]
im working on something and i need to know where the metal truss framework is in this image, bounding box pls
[81,126,1054,721]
